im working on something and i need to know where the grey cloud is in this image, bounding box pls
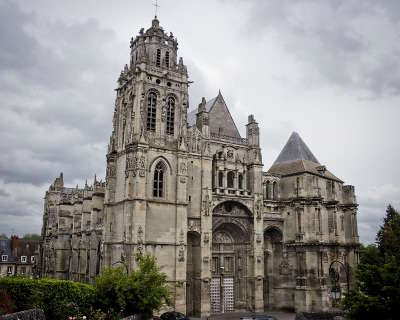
[0,188,10,197]
[0,1,124,186]
[244,0,400,97]
[0,0,399,243]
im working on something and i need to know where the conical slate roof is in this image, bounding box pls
[273,132,319,165]
[268,132,342,182]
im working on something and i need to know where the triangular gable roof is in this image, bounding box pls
[187,91,241,138]
[273,132,319,165]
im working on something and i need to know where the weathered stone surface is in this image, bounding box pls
[0,309,45,320]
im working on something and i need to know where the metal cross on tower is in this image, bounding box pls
[153,0,160,17]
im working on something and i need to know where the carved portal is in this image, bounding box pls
[211,201,254,312]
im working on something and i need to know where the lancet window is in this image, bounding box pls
[147,92,157,132]
[166,97,175,135]
[153,162,165,198]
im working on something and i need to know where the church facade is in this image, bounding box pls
[40,18,360,317]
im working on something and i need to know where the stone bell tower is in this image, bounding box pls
[103,16,190,310]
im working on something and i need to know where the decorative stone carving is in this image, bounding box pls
[203,232,209,244]
[138,156,146,177]
[178,245,185,262]
[227,149,234,159]
[255,199,262,220]
[161,105,166,122]
[136,225,144,254]
[256,233,262,243]
[126,155,137,177]
[202,256,209,263]
[202,193,212,216]
[279,254,292,275]
[180,162,187,175]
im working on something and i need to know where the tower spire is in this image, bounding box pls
[153,0,160,18]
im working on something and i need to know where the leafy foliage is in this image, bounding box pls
[94,253,170,319]
[0,254,169,319]
[343,205,400,320]
[0,277,96,318]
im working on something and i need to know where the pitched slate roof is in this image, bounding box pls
[0,240,12,260]
[187,91,241,138]
[268,132,343,182]
[273,132,319,165]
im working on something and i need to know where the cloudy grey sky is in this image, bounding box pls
[0,0,399,243]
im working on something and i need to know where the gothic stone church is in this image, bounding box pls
[40,17,360,317]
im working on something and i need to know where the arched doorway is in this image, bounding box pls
[264,227,283,310]
[186,231,201,317]
[211,201,253,313]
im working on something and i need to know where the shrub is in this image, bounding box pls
[0,254,170,319]
[0,277,95,319]
[94,254,170,319]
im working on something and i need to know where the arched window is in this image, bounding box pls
[272,181,278,199]
[265,181,270,200]
[153,162,165,197]
[218,171,224,187]
[156,49,161,67]
[166,97,175,135]
[238,174,243,189]
[147,92,157,132]
[165,51,170,68]
[227,171,234,189]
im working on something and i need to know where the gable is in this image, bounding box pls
[208,95,241,138]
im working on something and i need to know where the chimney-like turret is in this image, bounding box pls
[196,97,209,137]
[246,114,259,146]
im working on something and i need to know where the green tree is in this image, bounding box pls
[0,233,8,239]
[343,204,400,320]
[94,254,170,319]
[22,233,42,240]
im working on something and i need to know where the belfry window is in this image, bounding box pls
[238,174,243,189]
[227,171,234,189]
[166,97,175,135]
[147,92,157,132]
[153,162,165,197]
[156,49,161,67]
[165,51,170,68]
